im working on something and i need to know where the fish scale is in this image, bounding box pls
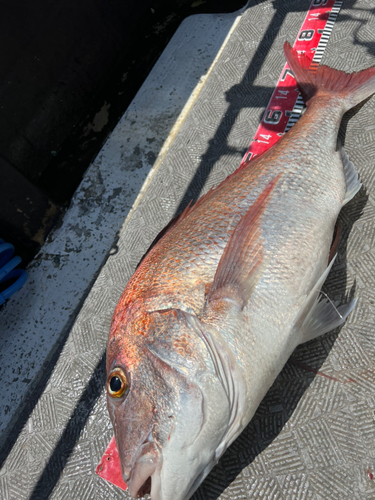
[136,101,343,320]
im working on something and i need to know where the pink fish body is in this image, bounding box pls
[106,43,375,500]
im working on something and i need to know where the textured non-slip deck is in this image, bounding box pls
[1,1,375,499]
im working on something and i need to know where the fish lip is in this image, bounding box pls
[127,460,156,498]
[126,436,162,499]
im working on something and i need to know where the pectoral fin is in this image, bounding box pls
[208,174,282,308]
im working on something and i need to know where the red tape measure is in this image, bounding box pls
[240,0,342,165]
[96,0,343,490]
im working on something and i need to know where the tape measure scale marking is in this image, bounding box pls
[241,0,343,164]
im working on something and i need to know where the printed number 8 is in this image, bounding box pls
[298,29,315,41]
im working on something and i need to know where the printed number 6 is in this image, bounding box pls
[264,110,282,124]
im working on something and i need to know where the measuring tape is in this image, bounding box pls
[240,0,342,165]
[96,0,343,490]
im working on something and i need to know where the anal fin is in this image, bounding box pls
[293,255,357,343]
[300,296,357,344]
[340,143,362,205]
[328,221,341,263]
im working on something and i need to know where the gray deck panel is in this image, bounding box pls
[1,1,375,499]
[0,11,239,449]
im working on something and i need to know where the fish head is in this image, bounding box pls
[106,308,245,500]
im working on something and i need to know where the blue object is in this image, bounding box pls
[0,238,28,305]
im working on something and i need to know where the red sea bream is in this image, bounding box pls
[106,43,375,500]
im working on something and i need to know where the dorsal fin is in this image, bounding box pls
[136,199,196,268]
[137,187,221,269]
[208,174,282,307]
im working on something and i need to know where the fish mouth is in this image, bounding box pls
[126,437,162,499]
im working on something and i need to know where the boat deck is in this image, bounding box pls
[1,1,375,499]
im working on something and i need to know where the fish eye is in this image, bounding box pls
[107,369,127,398]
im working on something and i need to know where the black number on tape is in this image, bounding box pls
[264,110,282,124]
[281,68,294,81]
[298,29,315,41]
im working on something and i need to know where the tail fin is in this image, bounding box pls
[284,42,375,111]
